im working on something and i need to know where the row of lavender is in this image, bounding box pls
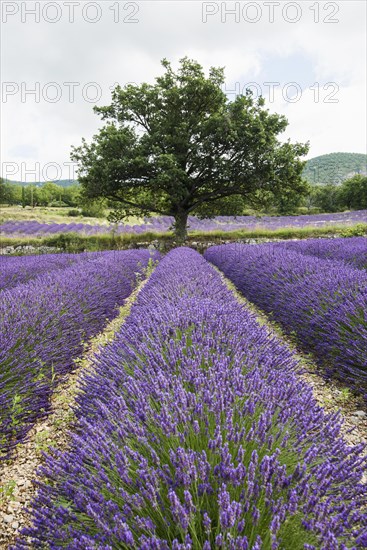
[16,249,367,549]
[2,210,367,237]
[0,252,105,291]
[205,243,367,397]
[275,236,367,270]
[0,249,158,459]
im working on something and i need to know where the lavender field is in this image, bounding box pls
[274,236,367,270]
[205,238,367,397]
[3,0,366,543]
[0,249,159,459]
[1,210,367,237]
[1,242,367,548]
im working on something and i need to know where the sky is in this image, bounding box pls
[1,0,366,182]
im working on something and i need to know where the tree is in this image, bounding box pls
[338,175,367,210]
[0,180,22,206]
[252,181,311,215]
[62,184,81,207]
[0,178,10,204]
[71,58,309,241]
[311,183,341,213]
[194,195,249,217]
[38,182,63,206]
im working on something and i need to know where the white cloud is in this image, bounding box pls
[1,0,366,180]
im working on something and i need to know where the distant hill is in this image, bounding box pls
[303,153,367,185]
[4,179,78,188]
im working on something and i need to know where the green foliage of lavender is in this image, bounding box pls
[16,249,367,549]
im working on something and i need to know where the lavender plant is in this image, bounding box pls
[0,252,105,291]
[274,237,367,270]
[0,249,159,459]
[16,249,367,549]
[205,244,367,395]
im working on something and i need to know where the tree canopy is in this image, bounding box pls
[337,175,367,210]
[300,174,367,213]
[71,57,309,240]
[0,179,80,208]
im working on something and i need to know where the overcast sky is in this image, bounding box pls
[1,0,366,182]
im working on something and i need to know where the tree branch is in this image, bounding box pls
[107,193,167,215]
[188,188,252,211]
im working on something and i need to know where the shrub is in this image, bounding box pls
[67,209,81,217]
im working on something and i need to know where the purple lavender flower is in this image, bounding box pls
[205,242,367,396]
[0,249,159,458]
[13,248,367,549]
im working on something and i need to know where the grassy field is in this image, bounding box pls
[0,206,143,226]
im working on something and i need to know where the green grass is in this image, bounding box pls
[189,223,367,241]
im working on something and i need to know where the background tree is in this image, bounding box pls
[62,184,81,207]
[0,178,15,205]
[307,184,341,213]
[338,175,367,210]
[39,182,63,206]
[71,58,309,241]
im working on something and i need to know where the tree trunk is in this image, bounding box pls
[173,210,189,243]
